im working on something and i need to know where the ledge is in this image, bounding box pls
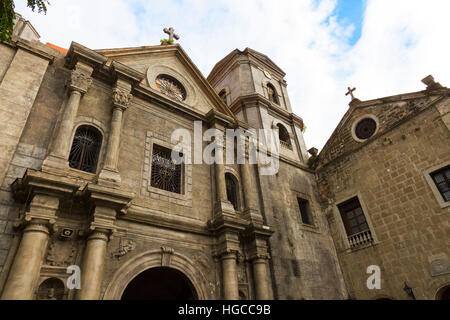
[122,205,210,236]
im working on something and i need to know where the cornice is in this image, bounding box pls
[123,205,211,236]
[13,39,56,64]
[230,93,304,128]
[206,109,235,128]
[350,87,450,109]
[11,169,82,202]
[65,41,107,70]
[133,84,208,122]
[111,60,145,84]
[82,183,134,209]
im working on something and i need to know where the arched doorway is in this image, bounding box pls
[121,267,197,300]
[436,285,450,300]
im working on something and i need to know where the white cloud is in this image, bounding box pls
[14,0,450,150]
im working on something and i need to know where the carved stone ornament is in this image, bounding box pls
[45,239,77,267]
[111,239,136,259]
[161,246,174,266]
[68,70,93,94]
[112,87,133,109]
[430,258,450,277]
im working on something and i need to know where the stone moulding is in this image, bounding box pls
[122,205,210,236]
[65,41,107,70]
[102,249,210,300]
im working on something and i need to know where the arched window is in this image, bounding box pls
[267,83,279,104]
[155,74,186,102]
[277,123,291,148]
[219,90,227,105]
[225,173,239,211]
[69,125,102,173]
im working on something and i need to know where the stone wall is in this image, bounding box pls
[259,160,347,299]
[0,40,56,281]
[317,95,450,300]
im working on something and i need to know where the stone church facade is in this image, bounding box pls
[0,16,448,300]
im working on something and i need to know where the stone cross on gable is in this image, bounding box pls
[163,27,180,42]
[346,87,357,101]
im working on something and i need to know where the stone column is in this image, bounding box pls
[1,193,59,300]
[98,82,132,185]
[75,230,109,300]
[43,63,93,169]
[240,159,264,224]
[215,161,228,202]
[220,251,239,300]
[240,161,256,210]
[252,257,270,300]
[1,222,50,300]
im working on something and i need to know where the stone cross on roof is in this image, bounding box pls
[346,87,357,101]
[163,27,180,42]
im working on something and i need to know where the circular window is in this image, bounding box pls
[155,74,186,102]
[355,118,377,140]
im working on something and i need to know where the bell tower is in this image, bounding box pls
[207,48,309,164]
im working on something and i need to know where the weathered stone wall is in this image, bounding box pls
[317,96,450,300]
[0,41,56,280]
[259,160,347,299]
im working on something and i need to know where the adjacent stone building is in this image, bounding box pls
[0,15,448,300]
[314,79,450,300]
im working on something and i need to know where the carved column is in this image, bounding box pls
[220,251,239,300]
[252,257,270,300]
[75,229,109,300]
[98,80,132,185]
[43,63,93,170]
[1,194,59,300]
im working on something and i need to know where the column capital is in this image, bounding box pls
[217,249,239,260]
[87,229,111,242]
[22,220,51,235]
[112,86,133,110]
[68,68,93,94]
[250,253,271,262]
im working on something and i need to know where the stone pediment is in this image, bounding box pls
[95,44,236,120]
[317,88,449,167]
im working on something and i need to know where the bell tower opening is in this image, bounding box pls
[121,267,197,300]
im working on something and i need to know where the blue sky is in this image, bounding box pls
[14,0,450,150]
[333,0,366,45]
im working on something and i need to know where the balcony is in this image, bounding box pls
[280,140,292,150]
[347,229,374,249]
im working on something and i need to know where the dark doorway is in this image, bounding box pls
[121,267,197,300]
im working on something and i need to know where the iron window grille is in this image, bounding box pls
[68,125,102,174]
[150,144,183,194]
